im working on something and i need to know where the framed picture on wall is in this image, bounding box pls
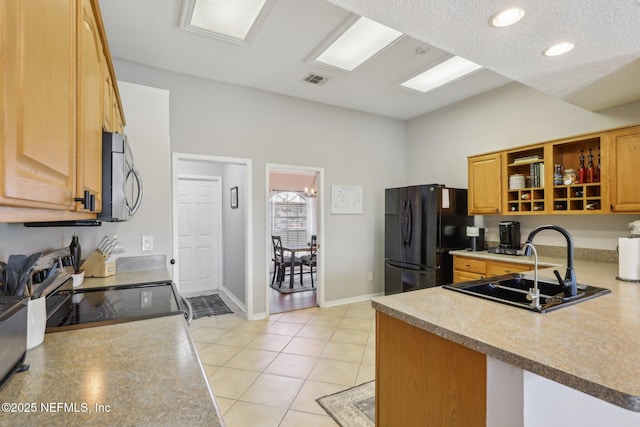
[231,186,238,209]
[331,185,363,214]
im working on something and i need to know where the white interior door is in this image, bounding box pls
[177,177,222,294]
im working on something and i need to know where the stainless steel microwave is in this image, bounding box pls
[99,132,143,222]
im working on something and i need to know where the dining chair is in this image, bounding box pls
[300,235,317,287]
[271,235,300,287]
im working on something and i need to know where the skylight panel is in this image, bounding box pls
[315,17,403,72]
[400,56,482,93]
[186,0,268,41]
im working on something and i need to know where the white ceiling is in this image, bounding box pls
[99,0,640,121]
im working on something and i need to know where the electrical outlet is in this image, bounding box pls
[142,235,153,252]
[368,272,373,281]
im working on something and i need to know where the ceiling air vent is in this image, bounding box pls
[303,73,329,85]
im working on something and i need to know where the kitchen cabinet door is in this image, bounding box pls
[376,312,486,426]
[468,153,502,214]
[609,126,640,212]
[0,0,76,210]
[77,0,103,212]
[101,50,115,132]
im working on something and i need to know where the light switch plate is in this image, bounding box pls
[142,235,153,252]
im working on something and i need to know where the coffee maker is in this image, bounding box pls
[493,221,522,255]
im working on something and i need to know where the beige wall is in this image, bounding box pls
[406,82,640,250]
[113,59,406,315]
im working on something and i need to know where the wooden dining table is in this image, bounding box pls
[281,244,314,288]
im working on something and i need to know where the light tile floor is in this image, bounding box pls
[189,295,376,427]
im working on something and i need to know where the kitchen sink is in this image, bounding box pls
[443,273,611,313]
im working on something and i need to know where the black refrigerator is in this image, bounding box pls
[384,184,471,295]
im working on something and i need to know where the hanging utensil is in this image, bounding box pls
[0,261,6,296]
[4,263,20,296]
[15,252,41,298]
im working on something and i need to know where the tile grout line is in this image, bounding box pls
[191,297,375,425]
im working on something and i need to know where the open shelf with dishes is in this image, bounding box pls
[505,145,545,214]
[469,124,640,216]
[551,136,603,213]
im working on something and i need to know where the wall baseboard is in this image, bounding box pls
[221,286,247,314]
[321,292,385,308]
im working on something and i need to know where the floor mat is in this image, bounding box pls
[270,272,316,294]
[316,380,375,427]
[186,294,233,319]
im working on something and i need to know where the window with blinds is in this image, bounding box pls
[270,191,309,246]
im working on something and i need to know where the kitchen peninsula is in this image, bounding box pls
[373,255,640,426]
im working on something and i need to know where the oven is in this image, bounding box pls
[45,280,192,333]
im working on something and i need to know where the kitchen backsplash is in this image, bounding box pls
[485,241,617,263]
[116,255,167,272]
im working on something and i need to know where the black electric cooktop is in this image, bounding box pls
[45,281,188,332]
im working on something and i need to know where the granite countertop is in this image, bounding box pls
[2,268,223,425]
[372,257,640,412]
[0,315,224,426]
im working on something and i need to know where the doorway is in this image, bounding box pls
[266,165,324,314]
[172,153,255,318]
[176,176,222,294]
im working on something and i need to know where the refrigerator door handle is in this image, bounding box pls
[400,200,405,246]
[405,199,413,247]
[401,200,408,246]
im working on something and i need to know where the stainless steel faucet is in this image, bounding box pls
[523,225,578,298]
[522,242,541,310]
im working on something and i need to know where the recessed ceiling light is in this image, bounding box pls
[315,17,403,72]
[186,0,268,41]
[400,56,482,93]
[490,8,525,27]
[542,42,575,57]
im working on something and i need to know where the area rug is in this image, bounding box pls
[269,273,316,294]
[317,380,375,427]
[186,294,233,319]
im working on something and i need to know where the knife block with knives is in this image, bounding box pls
[80,251,115,277]
[80,236,120,277]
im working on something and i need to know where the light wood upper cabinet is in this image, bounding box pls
[467,125,639,216]
[77,0,103,213]
[0,0,77,211]
[102,50,114,132]
[468,153,502,214]
[0,0,123,222]
[608,125,640,212]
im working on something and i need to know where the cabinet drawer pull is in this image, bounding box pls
[74,190,95,211]
[464,263,471,267]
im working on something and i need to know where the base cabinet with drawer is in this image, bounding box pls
[453,255,532,284]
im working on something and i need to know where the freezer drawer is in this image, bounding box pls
[384,262,440,295]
